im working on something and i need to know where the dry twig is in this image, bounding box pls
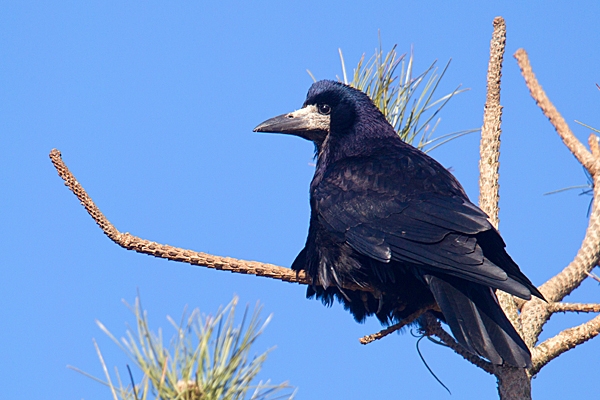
[421,313,496,375]
[548,302,600,314]
[359,304,436,344]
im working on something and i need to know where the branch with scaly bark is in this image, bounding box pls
[530,314,600,375]
[50,147,437,346]
[515,50,600,304]
[514,51,598,173]
[417,17,528,376]
[513,50,600,365]
[473,31,600,392]
[547,302,600,314]
[461,18,600,400]
[478,16,524,341]
[424,19,533,383]
[479,16,505,230]
[49,148,375,293]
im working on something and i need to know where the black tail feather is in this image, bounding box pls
[424,274,532,368]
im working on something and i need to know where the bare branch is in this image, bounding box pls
[421,313,496,375]
[477,16,522,334]
[359,304,436,344]
[479,16,505,229]
[49,149,375,293]
[531,314,600,375]
[514,49,598,173]
[514,50,600,349]
[521,171,600,339]
[548,302,600,314]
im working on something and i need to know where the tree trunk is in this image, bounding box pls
[496,367,532,400]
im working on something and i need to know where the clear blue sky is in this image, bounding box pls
[2,1,599,398]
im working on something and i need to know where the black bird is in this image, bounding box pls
[254,80,543,368]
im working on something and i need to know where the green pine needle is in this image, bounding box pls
[71,297,295,400]
[310,41,474,152]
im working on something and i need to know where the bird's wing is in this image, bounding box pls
[314,152,531,298]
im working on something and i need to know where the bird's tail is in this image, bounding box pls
[424,274,531,368]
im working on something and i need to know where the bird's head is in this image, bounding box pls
[254,80,388,151]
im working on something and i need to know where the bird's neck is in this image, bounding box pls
[319,118,399,164]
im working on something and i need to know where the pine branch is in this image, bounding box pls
[531,314,600,375]
[478,17,523,337]
[359,304,437,345]
[49,148,374,293]
[479,16,505,229]
[548,302,600,314]
[421,313,496,375]
[515,51,600,352]
[514,49,597,173]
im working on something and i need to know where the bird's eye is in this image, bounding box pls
[317,104,331,115]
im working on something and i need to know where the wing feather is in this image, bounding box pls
[314,153,532,298]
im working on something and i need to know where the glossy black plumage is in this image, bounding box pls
[254,80,543,368]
